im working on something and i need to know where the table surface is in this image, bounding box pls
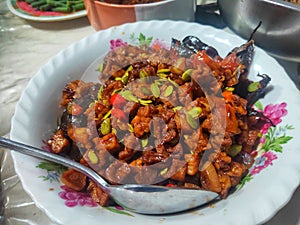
[1,0,300,224]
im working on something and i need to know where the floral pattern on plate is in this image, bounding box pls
[237,102,293,189]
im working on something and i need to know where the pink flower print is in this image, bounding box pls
[264,151,278,164]
[59,185,98,208]
[250,165,264,175]
[250,151,278,175]
[115,205,124,210]
[259,136,266,144]
[261,103,287,134]
[110,39,128,51]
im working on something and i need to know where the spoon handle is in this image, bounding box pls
[0,137,110,190]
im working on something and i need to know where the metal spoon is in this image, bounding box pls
[0,137,218,214]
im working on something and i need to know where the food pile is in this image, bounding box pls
[46,35,272,207]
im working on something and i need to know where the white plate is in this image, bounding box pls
[6,0,86,22]
[10,20,300,225]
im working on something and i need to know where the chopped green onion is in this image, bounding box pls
[139,70,148,78]
[186,114,198,129]
[257,132,262,138]
[167,77,179,87]
[97,62,104,72]
[164,85,173,97]
[151,83,160,98]
[182,69,193,81]
[183,135,189,140]
[139,99,152,105]
[173,106,182,112]
[248,82,260,92]
[111,128,117,135]
[141,86,151,95]
[88,150,98,164]
[118,65,133,84]
[232,65,242,76]
[187,107,202,118]
[154,79,162,86]
[141,138,148,147]
[158,73,168,79]
[111,88,122,95]
[120,90,139,103]
[121,74,129,84]
[228,144,242,157]
[125,65,133,73]
[157,68,171,74]
[225,87,235,92]
[97,85,104,100]
[254,101,263,110]
[128,124,134,133]
[89,102,95,108]
[100,118,111,135]
[160,167,168,176]
[102,109,112,120]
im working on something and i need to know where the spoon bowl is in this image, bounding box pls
[0,137,218,214]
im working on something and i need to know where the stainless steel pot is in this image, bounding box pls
[218,0,300,62]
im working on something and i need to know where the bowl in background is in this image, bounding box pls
[83,0,196,30]
[218,0,300,62]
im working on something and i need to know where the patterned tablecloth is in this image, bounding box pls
[0,0,299,224]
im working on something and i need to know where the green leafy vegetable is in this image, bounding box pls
[25,0,85,13]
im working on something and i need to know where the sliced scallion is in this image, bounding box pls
[186,114,198,129]
[164,85,173,97]
[151,83,160,98]
[182,69,193,81]
[100,118,111,135]
[248,82,260,92]
[141,138,148,147]
[187,107,202,118]
[88,150,98,164]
